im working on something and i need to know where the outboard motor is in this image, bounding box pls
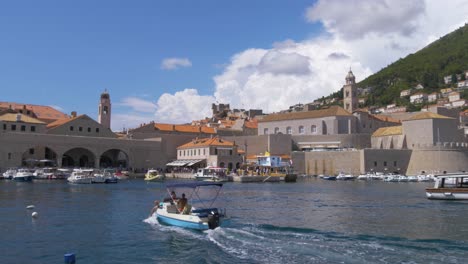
[208,211,220,229]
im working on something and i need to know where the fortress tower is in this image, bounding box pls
[98,89,111,130]
[343,69,358,113]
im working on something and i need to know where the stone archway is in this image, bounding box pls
[62,148,96,168]
[99,149,129,169]
[21,146,58,167]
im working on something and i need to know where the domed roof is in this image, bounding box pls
[345,70,355,80]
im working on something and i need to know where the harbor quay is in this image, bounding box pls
[1,71,468,176]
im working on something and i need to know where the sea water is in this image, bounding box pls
[1,178,467,263]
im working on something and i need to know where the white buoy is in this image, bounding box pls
[32,212,38,218]
[26,205,35,209]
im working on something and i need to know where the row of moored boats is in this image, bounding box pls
[1,167,128,183]
[319,172,436,182]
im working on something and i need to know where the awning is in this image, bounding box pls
[186,159,204,166]
[166,159,205,167]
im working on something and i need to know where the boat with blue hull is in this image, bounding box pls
[155,182,225,230]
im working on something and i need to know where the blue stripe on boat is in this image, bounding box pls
[156,214,209,230]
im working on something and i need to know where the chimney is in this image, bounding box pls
[71,111,77,118]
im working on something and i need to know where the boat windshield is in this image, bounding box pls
[165,182,223,209]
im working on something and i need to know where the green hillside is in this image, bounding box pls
[358,23,468,107]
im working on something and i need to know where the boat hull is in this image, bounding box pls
[156,213,209,230]
[426,188,468,200]
[13,176,34,182]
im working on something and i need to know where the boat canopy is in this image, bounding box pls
[166,182,223,189]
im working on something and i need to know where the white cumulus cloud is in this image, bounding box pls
[154,89,215,123]
[116,0,468,127]
[161,57,192,70]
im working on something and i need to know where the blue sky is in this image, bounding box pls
[1,0,467,131]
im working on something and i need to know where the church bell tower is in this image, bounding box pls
[98,89,111,130]
[343,69,358,113]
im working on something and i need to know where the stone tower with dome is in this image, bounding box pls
[343,69,358,113]
[98,89,111,130]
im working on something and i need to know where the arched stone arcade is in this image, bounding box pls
[61,147,96,168]
[21,146,58,167]
[99,149,129,168]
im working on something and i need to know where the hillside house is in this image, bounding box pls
[458,80,468,88]
[410,92,427,104]
[452,99,467,108]
[428,92,439,103]
[400,89,412,97]
[449,91,461,102]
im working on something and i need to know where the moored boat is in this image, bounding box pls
[426,174,468,200]
[155,182,225,230]
[13,168,34,182]
[194,166,228,182]
[67,169,93,184]
[144,169,165,182]
[2,168,17,179]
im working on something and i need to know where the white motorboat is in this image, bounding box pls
[13,168,34,182]
[426,174,468,200]
[155,182,225,230]
[336,172,355,180]
[67,169,93,184]
[193,166,228,181]
[33,167,56,179]
[92,170,107,183]
[2,168,17,179]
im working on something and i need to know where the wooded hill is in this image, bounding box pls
[345,24,468,107]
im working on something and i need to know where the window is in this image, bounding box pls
[3,124,6,130]
[11,124,16,131]
[198,149,200,155]
[311,125,317,133]
[70,126,74,131]
[299,126,304,134]
[383,161,387,166]
[8,153,11,160]
[264,128,269,134]
[96,128,100,133]
[230,150,233,155]
[21,125,26,131]
[29,148,34,155]
[274,127,279,134]
[286,126,292,134]
[88,127,91,132]
[31,126,36,132]
[215,148,218,155]
[203,149,206,155]
[394,161,397,166]
[79,127,83,132]
[374,161,377,167]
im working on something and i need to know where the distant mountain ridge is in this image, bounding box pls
[355,23,468,107]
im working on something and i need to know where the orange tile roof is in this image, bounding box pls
[46,115,82,129]
[370,114,401,124]
[372,126,403,137]
[259,106,351,123]
[0,113,46,124]
[405,112,454,121]
[178,137,235,149]
[244,119,258,129]
[0,102,68,122]
[154,123,216,134]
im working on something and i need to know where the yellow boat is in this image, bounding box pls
[144,169,165,182]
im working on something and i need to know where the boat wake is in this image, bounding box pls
[205,224,468,263]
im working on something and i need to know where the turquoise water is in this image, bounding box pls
[1,178,468,263]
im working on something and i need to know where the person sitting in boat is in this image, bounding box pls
[177,193,188,213]
[149,200,160,216]
[163,191,177,203]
